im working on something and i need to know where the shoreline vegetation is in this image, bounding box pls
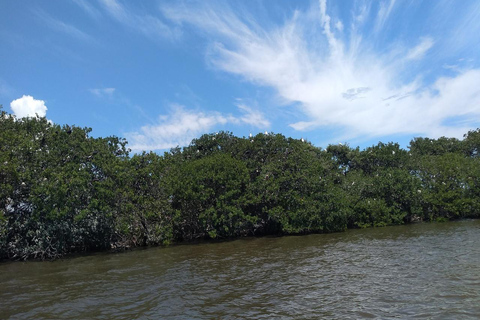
[1,109,479,261]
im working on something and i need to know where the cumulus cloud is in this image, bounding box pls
[162,0,480,143]
[126,104,270,151]
[10,95,47,118]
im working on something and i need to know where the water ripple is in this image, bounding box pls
[1,220,480,319]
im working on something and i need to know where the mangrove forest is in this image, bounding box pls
[1,108,479,260]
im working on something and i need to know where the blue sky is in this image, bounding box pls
[1,0,480,152]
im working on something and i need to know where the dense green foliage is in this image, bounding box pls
[1,108,479,260]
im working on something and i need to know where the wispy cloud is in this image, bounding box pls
[126,104,270,151]
[90,87,116,98]
[442,0,480,55]
[126,106,228,151]
[72,0,102,19]
[406,37,434,61]
[237,104,271,129]
[99,0,180,41]
[34,8,93,42]
[161,0,480,143]
[374,0,397,34]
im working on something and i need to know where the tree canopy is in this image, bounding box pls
[1,108,479,260]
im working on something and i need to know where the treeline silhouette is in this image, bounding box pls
[1,109,479,260]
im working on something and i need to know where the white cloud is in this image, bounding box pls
[126,104,270,151]
[10,95,47,118]
[90,87,116,98]
[162,0,480,143]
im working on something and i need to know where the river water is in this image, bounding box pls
[1,220,480,319]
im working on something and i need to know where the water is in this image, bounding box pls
[1,220,480,319]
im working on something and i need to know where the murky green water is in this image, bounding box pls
[1,220,480,319]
